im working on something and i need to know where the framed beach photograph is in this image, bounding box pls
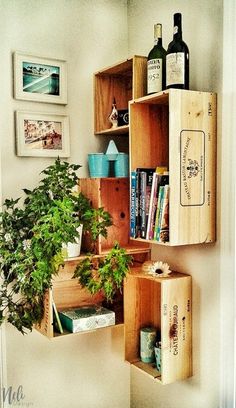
[15,111,70,157]
[14,52,67,104]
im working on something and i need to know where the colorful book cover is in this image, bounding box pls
[138,168,155,238]
[130,171,137,237]
[140,171,147,238]
[146,167,167,240]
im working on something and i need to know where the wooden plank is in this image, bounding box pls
[161,275,192,384]
[169,89,216,244]
[129,102,169,170]
[35,289,54,339]
[124,272,161,363]
[94,57,133,76]
[133,360,161,380]
[80,178,131,253]
[95,125,129,136]
[52,279,104,310]
[132,55,147,99]
[132,89,169,105]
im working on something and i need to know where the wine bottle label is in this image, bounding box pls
[173,26,178,35]
[147,58,162,93]
[166,52,184,86]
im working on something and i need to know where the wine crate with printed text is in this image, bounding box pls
[124,268,192,384]
[129,89,216,245]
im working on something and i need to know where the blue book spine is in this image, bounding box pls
[130,171,137,237]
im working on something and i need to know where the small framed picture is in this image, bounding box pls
[14,52,67,104]
[15,111,70,157]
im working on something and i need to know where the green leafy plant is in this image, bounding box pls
[0,158,112,334]
[73,242,132,302]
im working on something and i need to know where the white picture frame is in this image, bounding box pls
[15,111,70,157]
[14,52,67,104]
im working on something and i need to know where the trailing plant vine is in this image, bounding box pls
[73,242,132,302]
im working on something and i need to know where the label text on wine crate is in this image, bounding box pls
[180,129,205,206]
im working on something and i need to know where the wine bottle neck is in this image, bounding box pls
[154,37,163,46]
[173,26,182,40]
[154,24,162,46]
[173,13,182,40]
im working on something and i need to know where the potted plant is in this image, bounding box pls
[0,158,113,334]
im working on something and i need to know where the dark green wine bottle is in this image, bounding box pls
[147,24,166,94]
[166,13,189,89]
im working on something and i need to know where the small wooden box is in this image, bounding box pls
[94,55,147,135]
[124,268,192,384]
[129,89,216,245]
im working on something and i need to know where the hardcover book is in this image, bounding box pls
[59,305,115,333]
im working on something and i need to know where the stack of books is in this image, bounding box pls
[130,167,169,243]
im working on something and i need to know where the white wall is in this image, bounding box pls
[0,1,130,408]
[128,1,224,408]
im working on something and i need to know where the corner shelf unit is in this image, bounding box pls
[124,268,192,384]
[94,55,147,135]
[130,89,217,246]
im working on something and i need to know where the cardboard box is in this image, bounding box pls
[59,305,115,333]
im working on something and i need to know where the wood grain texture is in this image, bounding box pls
[35,290,53,339]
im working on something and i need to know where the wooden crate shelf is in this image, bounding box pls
[124,268,192,384]
[36,261,123,339]
[129,89,217,246]
[94,55,147,134]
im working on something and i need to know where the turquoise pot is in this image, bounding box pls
[88,153,109,178]
[114,153,129,177]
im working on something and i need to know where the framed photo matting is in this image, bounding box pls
[14,52,67,104]
[15,111,70,157]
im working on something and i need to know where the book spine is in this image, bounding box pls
[135,170,141,237]
[146,172,158,240]
[154,185,165,240]
[130,171,137,238]
[140,171,147,238]
[159,185,170,242]
[52,299,64,334]
[145,171,154,236]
